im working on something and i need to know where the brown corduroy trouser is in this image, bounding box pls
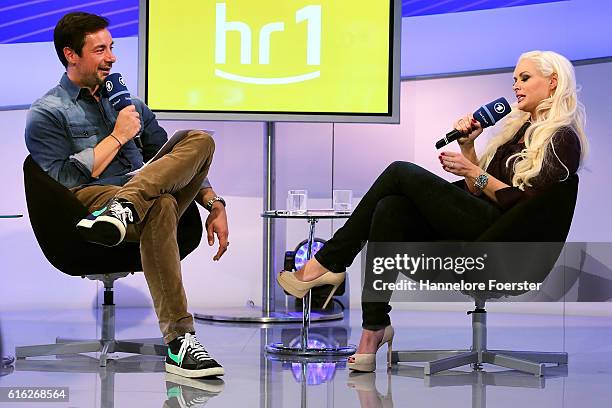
[72,130,215,343]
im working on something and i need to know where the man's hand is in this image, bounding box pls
[113,105,141,144]
[205,203,229,261]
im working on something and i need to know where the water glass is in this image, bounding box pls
[287,190,308,214]
[333,189,352,213]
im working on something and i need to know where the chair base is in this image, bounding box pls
[392,349,568,376]
[15,337,166,367]
[265,342,356,357]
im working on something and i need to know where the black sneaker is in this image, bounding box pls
[166,333,224,378]
[76,198,134,247]
[165,372,224,407]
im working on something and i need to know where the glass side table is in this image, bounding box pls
[262,209,356,357]
[1,214,22,369]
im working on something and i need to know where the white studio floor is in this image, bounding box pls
[1,307,611,408]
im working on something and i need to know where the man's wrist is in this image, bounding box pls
[198,188,213,205]
[109,133,122,147]
[113,131,128,145]
[204,196,226,211]
[211,201,225,211]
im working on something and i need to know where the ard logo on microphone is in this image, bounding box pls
[214,2,321,85]
[105,81,113,92]
[494,102,506,114]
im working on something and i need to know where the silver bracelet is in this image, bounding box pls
[474,173,489,191]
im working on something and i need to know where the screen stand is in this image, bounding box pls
[194,122,344,323]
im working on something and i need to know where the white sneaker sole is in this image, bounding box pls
[76,215,126,247]
[165,363,225,378]
[164,372,225,393]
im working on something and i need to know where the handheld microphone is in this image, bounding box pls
[103,73,142,148]
[435,97,511,149]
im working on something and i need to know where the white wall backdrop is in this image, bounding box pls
[1,61,610,315]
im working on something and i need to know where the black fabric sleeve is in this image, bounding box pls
[494,127,581,211]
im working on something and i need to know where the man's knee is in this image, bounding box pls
[152,193,178,216]
[187,130,215,154]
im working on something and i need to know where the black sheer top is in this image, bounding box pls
[481,122,581,211]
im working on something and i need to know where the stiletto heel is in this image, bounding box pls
[348,326,395,372]
[386,340,393,368]
[322,283,341,309]
[277,270,345,303]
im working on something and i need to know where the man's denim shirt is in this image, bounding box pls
[25,73,211,190]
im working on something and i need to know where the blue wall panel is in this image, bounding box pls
[0,0,138,44]
[402,0,566,17]
[0,0,566,44]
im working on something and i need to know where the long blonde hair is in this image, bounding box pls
[479,51,588,189]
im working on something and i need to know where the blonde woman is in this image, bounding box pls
[278,51,587,372]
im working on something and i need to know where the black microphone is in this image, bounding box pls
[103,73,142,148]
[435,97,512,149]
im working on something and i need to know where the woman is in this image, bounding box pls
[278,50,588,372]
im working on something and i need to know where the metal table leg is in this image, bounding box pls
[194,123,344,324]
[266,218,356,357]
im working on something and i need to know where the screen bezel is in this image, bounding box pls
[138,0,401,123]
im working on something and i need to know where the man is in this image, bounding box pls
[25,12,228,378]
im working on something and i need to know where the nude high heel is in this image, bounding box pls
[277,270,345,309]
[347,372,394,408]
[348,326,394,373]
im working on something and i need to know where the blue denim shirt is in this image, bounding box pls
[25,73,211,190]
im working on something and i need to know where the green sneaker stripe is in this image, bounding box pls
[167,386,181,398]
[92,207,107,217]
[167,349,181,366]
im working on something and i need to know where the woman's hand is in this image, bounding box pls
[439,151,481,178]
[453,114,483,146]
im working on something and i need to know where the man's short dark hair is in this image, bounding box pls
[53,12,110,68]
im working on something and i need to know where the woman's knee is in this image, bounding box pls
[386,160,415,172]
[385,160,406,174]
[382,160,424,180]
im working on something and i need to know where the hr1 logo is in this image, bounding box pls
[214,2,322,85]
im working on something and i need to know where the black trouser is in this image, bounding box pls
[314,161,502,329]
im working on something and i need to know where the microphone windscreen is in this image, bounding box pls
[473,97,511,129]
[104,73,132,111]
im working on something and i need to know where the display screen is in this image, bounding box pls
[140,0,401,122]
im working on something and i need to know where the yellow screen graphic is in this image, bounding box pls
[146,0,391,113]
